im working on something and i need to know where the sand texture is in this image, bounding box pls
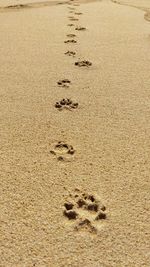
[0,0,150,266]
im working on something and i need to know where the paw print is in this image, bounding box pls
[64,51,76,57]
[57,79,71,88]
[75,60,92,67]
[63,189,107,233]
[55,98,78,111]
[50,141,75,161]
[75,26,86,31]
[64,39,77,44]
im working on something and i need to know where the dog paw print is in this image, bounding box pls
[66,34,76,38]
[6,4,27,9]
[74,12,83,15]
[64,39,77,44]
[67,23,74,27]
[64,51,76,57]
[57,79,71,88]
[63,189,107,233]
[67,7,75,10]
[50,141,75,161]
[69,18,79,21]
[75,60,92,67]
[68,16,75,19]
[75,26,86,31]
[55,98,78,111]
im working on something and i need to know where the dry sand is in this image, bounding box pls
[0,0,150,266]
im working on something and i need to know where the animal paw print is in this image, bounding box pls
[69,18,79,21]
[50,141,75,161]
[57,79,71,88]
[67,23,74,27]
[63,189,107,233]
[74,12,83,15]
[64,51,76,57]
[64,39,77,44]
[55,98,78,111]
[66,34,76,38]
[6,4,27,9]
[67,7,75,10]
[75,26,86,31]
[75,60,92,67]
[68,16,75,19]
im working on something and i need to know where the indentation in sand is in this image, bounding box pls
[50,141,75,161]
[66,33,76,38]
[64,51,76,56]
[69,17,79,21]
[75,60,92,67]
[67,23,75,26]
[64,39,77,43]
[75,26,87,31]
[57,79,71,88]
[63,188,107,233]
[55,98,79,111]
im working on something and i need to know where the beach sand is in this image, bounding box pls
[0,0,150,266]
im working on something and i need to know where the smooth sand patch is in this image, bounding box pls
[111,0,150,22]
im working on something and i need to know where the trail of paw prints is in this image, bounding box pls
[55,98,78,111]
[57,79,71,88]
[63,189,107,233]
[75,60,92,67]
[50,141,75,161]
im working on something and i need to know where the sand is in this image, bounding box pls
[0,0,150,266]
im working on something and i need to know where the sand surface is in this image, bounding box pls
[0,0,150,266]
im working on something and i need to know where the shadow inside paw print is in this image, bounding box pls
[55,98,78,111]
[50,141,75,161]
[75,60,92,67]
[63,189,107,233]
